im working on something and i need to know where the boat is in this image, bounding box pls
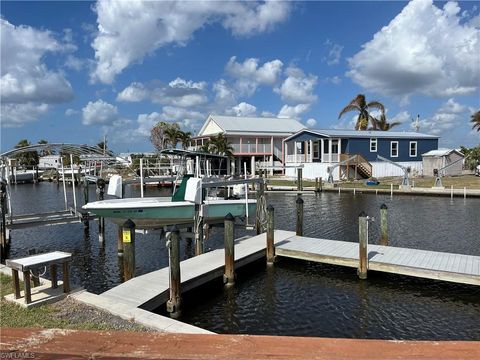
[10,169,44,183]
[83,176,257,229]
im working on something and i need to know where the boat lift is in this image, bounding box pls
[432,155,467,188]
[326,155,357,184]
[376,155,411,189]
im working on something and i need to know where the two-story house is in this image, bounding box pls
[283,129,439,180]
[192,115,305,175]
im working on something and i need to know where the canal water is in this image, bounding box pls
[4,182,480,339]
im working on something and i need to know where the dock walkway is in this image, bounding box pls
[101,230,295,310]
[276,236,480,286]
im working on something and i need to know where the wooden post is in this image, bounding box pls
[50,264,58,289]
[23,271,31,304]
[256,180,265,235]
[358,212,368,280]
[0,180,7,261]
[297,168,303,192]
[96,179,105,243]
[62,261,70,293]
[166,226,181,318]
[296,196,304,236]
[380,204,389,246]
[12,269,21,299]
[117,227,124,254]
[223,213,235,286]
[122,219,136,281]
[194,204,204,256]
[266,205,275,264]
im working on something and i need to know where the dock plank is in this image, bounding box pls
[276,236,479,286]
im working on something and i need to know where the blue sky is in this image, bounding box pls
[1,0,479,153]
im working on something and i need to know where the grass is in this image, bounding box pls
[266,175,480,190]
[0,273,150,331]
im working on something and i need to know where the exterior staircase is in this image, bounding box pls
[339,154,372,180]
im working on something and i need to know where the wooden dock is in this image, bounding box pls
[100,230,295,310]
[276,236,480,286]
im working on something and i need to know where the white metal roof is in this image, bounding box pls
[422,148,464,157]
[197,115,305,136]
[285,128,439,141]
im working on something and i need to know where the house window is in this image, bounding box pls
[409,141,417,157]
[331,140,339,154]
[391,141,399,157]
[313,142,319,159]
[370,138,377,152]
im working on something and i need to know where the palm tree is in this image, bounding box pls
[338,94,385,130]
[178,131,192,150]
[471,111,480,132]
[371,113,401,131]
[164,127,180,149]
[201,134,234,175]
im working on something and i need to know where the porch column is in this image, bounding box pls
[338,138,342,162]
[328,139,333,163]
[321,139,324,162]
[227,159,231,176]
[251,156,256,176]
[309,140,313,162]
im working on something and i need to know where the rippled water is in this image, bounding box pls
[5,182,480,339]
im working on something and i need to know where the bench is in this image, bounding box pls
[6,251,72,304]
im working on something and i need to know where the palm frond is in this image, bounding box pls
[338,104,360,119]
[366,101,385,114]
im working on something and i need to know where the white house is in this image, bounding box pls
[191,115,305,175]
[39,155,61,169]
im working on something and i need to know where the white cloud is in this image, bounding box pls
[413,98,469,135]
[213,79,236,105]
[1,19,74,105]
[390,110,411,124]
[82,99,118,125]
[226,56,283,97]
[65,108,79,116]
[1,103,49,128]
[228,102,257,117]
[91,1,291,83]
[275,66,317,104]
[323,39,343,66]
[117,78,208,107]
[116,82,148,102]
[278,104,310,119]
[347,0,479,99]
[306,118,317,127]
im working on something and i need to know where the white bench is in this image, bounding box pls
[6,251,72,304]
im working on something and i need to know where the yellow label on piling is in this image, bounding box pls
[122,230,131,243]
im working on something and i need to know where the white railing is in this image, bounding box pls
[322,154,339,163]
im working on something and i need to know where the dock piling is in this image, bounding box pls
[358,212,369,280]
[194,204,204,256]
[122,219,136,281]
[380,204,389,246]
[1,180,8,261]
[297,168,303,192]
[117,227,124,255]
[266,205,275,264]
[96,179,105,243]
[296,196,304,236]
[166,226,181,318]
[83,176,89,229]
[256,180,265,235]
[223,213,235,286]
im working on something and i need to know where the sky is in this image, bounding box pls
[1,0,479,153]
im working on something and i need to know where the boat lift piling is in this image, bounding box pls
[266,205,275,264]
[223,213,235,286]
[380,204,389,246]
[358,212,369,280]
[166,225,181,318]
[96,179,106,243]
[122,219,136,281]
[296,196,304,236]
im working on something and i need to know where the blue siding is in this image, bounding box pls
[346,138,438,161]
[285,131,439,162]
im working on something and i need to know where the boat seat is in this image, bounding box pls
[171,174,193,202]
[184,177,202,204]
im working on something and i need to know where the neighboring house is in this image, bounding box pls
[191,115,305,174]
[283,129,439,180]
[39,155,61,169]
[422,149,464,177]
